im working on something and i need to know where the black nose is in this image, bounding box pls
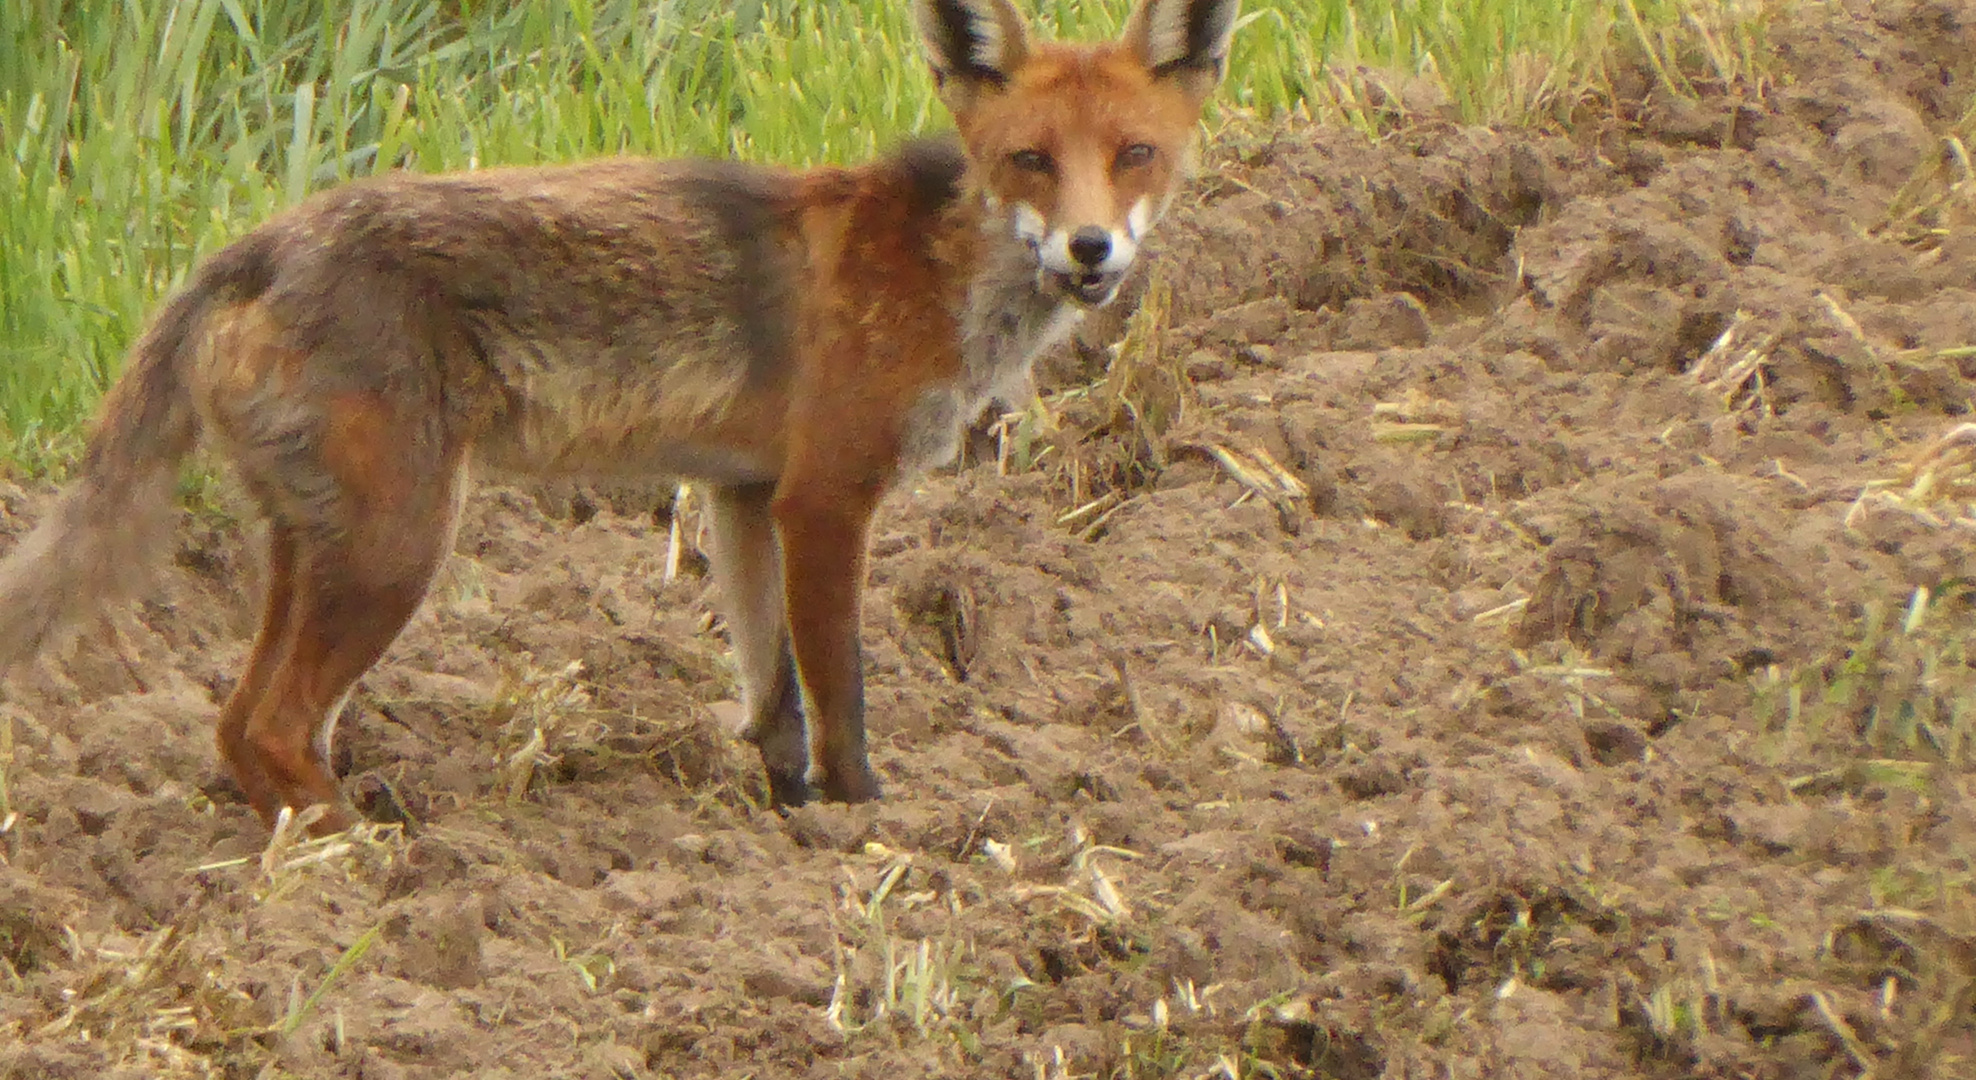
[1067,227,1111,268]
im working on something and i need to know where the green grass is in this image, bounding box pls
[1754,584,1976,773]
[0,0,1770,474]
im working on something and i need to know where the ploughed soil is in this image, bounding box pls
[5,2,1976,1077]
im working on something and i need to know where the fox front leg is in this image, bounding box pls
[705,482,813,807]
[771,477,885,804]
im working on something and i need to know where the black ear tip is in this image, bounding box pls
[1191,0,1238,51]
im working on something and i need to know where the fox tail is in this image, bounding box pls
[0,236,273,671]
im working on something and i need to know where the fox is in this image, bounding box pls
[0,0,1238,834]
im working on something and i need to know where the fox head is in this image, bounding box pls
[914,0,1240,307]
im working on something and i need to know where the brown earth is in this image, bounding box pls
[5,2,1976,1077]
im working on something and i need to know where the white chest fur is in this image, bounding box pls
[898,241,1086,475]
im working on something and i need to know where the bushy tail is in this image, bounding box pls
[0,236,271,671]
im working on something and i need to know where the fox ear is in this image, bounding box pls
[914,0,1033,116]
[1121,0,1240,105]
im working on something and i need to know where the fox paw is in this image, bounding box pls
[815,760,883,804]
[764,766,812,810]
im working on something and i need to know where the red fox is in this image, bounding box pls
[0,0,1238,833]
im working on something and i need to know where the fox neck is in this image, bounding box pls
[950,187,1086,407]
[891,173,1088,476]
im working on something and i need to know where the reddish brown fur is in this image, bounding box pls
[0,0,1237,833]
[964,44,1203,228]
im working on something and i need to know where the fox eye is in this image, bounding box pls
[1116,143,1157,169]
[1010,149,1055,174]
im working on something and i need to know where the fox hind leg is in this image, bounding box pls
[214,522,299,819]
[235,517,455,834]
[214,392,467,834]
[706,482,810,807]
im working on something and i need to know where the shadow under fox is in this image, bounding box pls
[0,0,1238,832]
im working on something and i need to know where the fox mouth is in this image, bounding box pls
[1047,268,1123,306]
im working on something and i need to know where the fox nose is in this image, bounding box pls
[1067,227,1112,268]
